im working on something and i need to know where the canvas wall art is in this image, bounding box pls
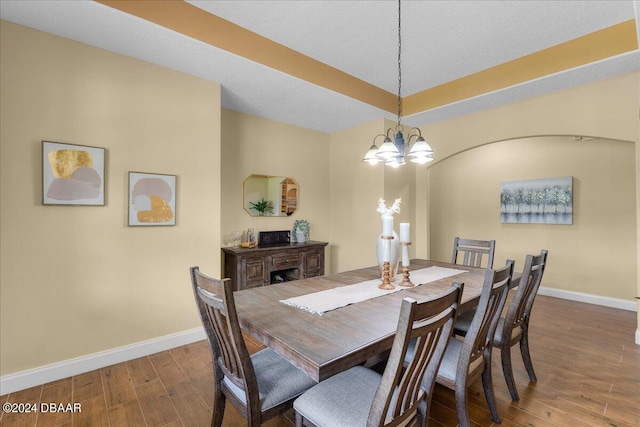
[128,172,176,226]
[42,141,105,205]
[500,176,573,224]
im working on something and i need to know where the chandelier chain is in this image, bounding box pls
[397,0,402,126]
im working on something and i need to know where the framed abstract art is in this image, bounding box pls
[128,172,177,226]
[42,141,105,206]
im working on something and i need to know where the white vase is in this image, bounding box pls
[296,231,306,243]
[376,231,400,281]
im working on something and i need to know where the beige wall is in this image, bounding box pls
[220,110,331,269]
[0,22,222,376]
[429,136,636,300]
[329,119,385,273]
[416,71,639,331]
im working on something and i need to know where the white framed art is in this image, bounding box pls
[128,172,176,226]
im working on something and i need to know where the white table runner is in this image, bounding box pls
[280,266,466,315]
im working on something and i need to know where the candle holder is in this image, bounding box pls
[378,235,395,290]
[399,241,414,287]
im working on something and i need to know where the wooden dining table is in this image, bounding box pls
[234,259,497,382]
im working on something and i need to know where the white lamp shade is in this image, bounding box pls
[376,139,400,159]
[362,144,382,164]
[408,137,434,158]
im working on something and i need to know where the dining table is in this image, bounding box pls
[234,259,512,382]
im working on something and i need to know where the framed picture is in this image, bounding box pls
[42,141,105,205]
[128,172,177,226]
[500,176,573,224]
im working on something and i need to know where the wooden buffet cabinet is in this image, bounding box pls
[222,241,328,290]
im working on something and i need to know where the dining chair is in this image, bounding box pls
[454,250,548,401]
[294,283,464,427]
[434,260,513,427]
[451,237,496,269]
[190,266,316,427]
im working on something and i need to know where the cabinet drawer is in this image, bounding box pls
[271,253,300,269]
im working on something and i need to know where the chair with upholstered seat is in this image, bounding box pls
[435,260,513,427]
[294,283,464,427]
[451,237,496,269]
[190,266,316,427]
[454,250,548,401]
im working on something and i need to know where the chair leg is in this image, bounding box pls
[248,408,262,427]
[519,327,537,382]
[481,357,501,424]
[211,389,226,427]
[454,381,471,427]
[500,345,520,401]
[418,399,427,427]
[295,411,304,427]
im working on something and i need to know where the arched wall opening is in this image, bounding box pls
[426,135,636,303]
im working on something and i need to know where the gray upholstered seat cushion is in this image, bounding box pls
[456,312,523,347]
[492,318,522,346]
[435,338,463,382]
[455,311,522,347]
[294,365,382,427]
[223,347,316,411]
[436,338,484,382]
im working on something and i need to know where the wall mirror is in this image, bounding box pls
[243,174,298,217]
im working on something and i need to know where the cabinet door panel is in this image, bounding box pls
[242,258,267,288]
[303,250,323,278]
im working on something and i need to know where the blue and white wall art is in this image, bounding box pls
[500,176,573,224]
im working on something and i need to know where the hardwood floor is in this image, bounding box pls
[1,294,638,426]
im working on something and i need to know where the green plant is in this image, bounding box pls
[293,219,310,241]
[249,198,273,215]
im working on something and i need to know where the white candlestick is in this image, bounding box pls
[399,223,410,242]
[382,215,393,236]
[402,245,410,267]
[383,239,391,262]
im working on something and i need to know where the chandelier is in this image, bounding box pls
[362,0,434,167]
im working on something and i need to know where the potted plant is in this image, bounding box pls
[293,219,310,243]
[249,198,273,216]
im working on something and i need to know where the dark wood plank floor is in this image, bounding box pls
[1,294,638,426]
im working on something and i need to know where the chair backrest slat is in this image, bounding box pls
[367,283,463,427]
[452,237,496,269]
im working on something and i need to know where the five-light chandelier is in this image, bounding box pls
[362,0,434,167]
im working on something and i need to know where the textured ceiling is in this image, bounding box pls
[1,1,639,133]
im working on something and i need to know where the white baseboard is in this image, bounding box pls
[0,327,206,396]
[537,286,638,312]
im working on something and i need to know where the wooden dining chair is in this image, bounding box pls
[454,250,548,401]
[435,260,513,427]
[451,237,496,269]
[190,267,316,427]
[293,283,464,427]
